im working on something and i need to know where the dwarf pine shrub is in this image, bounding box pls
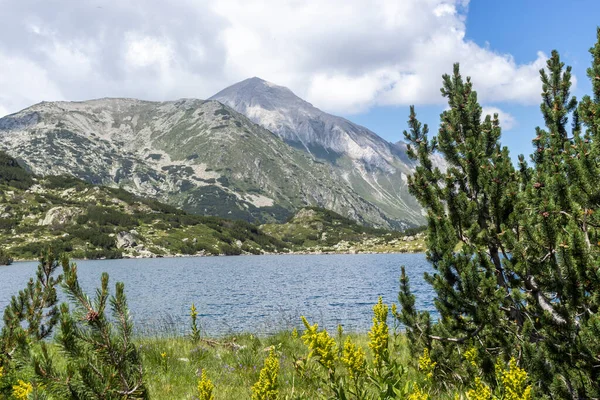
[398,27,600,398]
[32,258,148,399]
[0,250,63,370]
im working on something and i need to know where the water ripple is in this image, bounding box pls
[0,253,437,335]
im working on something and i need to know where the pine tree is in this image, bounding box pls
[0,250,63,367]
[398,29,600,397]
[508,48,600,398]
[33,259,148,399]
[399,64,521,384]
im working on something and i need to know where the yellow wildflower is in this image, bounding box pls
[160,351,169,372]
[0,366,3,379]
[418,348,436,380]
[197,370,215,400]
[190,303,201,342]
[341,337,366,379]
[300,316,337,370]
[291,327,298,339]
[467,377,492,400]
[12,380,33,400]
[499,358,532,400]
[464,347,478,368]
[408,384,429,400]
[368,297,389,367]
[252,349,279,400]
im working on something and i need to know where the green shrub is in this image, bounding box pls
[0,218,17,232]
[0,151,33,189]
[0,248,12,265]
[219,243,242,255]
[33,260,149,398]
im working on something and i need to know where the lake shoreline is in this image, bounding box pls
[10,248,426,263]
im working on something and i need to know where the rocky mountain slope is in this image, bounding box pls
[210,77,435,225]
[0,151,288,260]
[0,78,439,229]
[0,151,425,261]
[0,98,404,228]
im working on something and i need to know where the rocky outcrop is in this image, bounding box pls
[116,230,139,249]
[39,206,82,226]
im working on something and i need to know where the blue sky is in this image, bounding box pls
[348,0,600,160]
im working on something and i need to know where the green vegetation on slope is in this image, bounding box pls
[0,249,11,266]
[0,152,32,189]
[0,151,286,260]
[1,152,423,261]
[262,207,426,253]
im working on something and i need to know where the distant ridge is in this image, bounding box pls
[0,95,417,229]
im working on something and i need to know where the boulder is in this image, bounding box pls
[116,231,139,249]
[39,207,82,226]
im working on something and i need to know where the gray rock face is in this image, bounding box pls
[210,78,407,169]
[39,206,81,226]
[116,231,138,249]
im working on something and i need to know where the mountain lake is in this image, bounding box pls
[0,253,436,336]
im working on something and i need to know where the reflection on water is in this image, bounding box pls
[0,253,436,336]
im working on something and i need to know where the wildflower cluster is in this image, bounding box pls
[341,337,366,379]
[418,348,436,380]
[12,380,33,400]
[464,347,478,368]
[467,377,492,400]
[197,370,215,400]
[408,385,430,400]
[497,358,532,400]
[251,349,279,400]
[300,316,337,370]
[368,297,389,368]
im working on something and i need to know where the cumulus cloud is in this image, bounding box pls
[481,106,517,131]
[0,0,549,117]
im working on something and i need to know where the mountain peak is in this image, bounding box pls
[234,76,282,88]
[209,77,307,112]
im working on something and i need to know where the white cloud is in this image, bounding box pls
[125,34,173,70]
[0,0,550,117]
[481,106,517,131]
[0,50,64,116]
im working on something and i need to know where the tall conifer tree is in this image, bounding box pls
[399,29,600,398]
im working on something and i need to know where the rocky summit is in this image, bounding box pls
[210,77,446,225]
[0,79,441,229]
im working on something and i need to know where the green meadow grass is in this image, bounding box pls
[135,330,462,400]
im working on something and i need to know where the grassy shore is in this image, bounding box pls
[137,330,459,400]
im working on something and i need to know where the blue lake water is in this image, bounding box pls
[0,253,436,336]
